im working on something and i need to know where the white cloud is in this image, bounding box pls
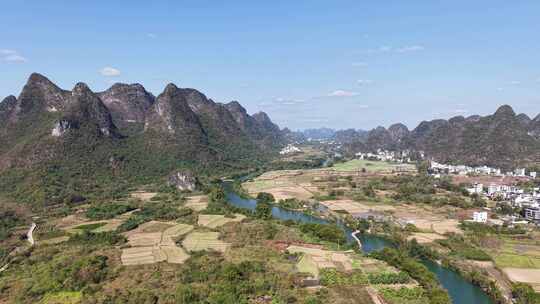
[328,90,358,97]
[274,97,305,105]
[364,45,425,54]
[397,45,425,53]
[100,67,121,77]
[357,79,373,86]
[147,33,157,39]
[0,49,27,63]
[509,80,521,85]
[351,62,368,67]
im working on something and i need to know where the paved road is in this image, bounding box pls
[27,222,36,246]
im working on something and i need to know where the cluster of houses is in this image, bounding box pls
[430,161,537,178]
[279,144,302,155]
[355,149,421,163]
[429,160,540,226]
[465,182,540,226]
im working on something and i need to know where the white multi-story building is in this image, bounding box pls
[279,144,301,155]
[515,168,526,177]
[473,211,488,223]
[525,207,540,222]
[468,183,484,195]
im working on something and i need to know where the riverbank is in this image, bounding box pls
[223,180,494,304]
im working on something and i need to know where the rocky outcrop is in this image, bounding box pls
[63,83,119,138]
[97,83,155,127]
[51,119,72,137]
[167,170,198,191]
[144,84,208,144]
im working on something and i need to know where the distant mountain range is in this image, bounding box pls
[0,73,284,204]
[338,105,540,169]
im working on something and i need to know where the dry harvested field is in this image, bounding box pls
[197,214,246,229]
[320,200,395,214]
[39,236,70,245]
[408,233,446,244]
[130,191,158,201]
[121,222,194,266]
[121,246,166,266]
[182,231,230,252]
[288,245,398,279]
[452,175,529,186]
[59,209,138,234]
[392,205,462,235]
[243,161,416,202]
[503,268,540,292]
[288,245,357,275]
[185,195,209,211]
[243,170,316,201]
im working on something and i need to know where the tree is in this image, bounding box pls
[256,192,275,204]
[255,201,272,220]
[209,187,226,203]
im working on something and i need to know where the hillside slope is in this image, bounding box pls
[0,73,284,205]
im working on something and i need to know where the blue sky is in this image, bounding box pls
[1,1,539,130]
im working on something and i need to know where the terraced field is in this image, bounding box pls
[198,214,246,229]
[185,195,209,211]
[121,222,194,266]
[182,232,230,252]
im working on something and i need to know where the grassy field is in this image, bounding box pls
[492,237,540,269]
[331,159,414,173]
[297,254,319,277]
[495,254,540,268]
[40,291,82,304]
[182,231,230,252]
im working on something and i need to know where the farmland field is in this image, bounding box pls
[185,195,209,211]
[331,159,415,173]
[182,231,230,252]
[197,214,246,229]
[491,236,540,269]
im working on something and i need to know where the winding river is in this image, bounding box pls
[224,182,493,304]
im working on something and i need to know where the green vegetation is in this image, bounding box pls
[255,192,275,203]
[117,202,192,232]
[40,291,82,304]
[175,254,293,303]
[204,185,248,216]
[2,251,109,302]
[278,198,305,210]
[68,231,126,246]
[367,271,411,284]
[460,221,527,236]
[72,222,107,232]
[85,203,135,220]
[371,248,451,304]
[0,207,24,241]
[380,287,430,304]
[437,234,492,261]
[299,223,347,245]
[512,283,540,304]
[319,269,368,286]
[254,201,272,219]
